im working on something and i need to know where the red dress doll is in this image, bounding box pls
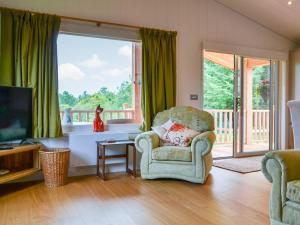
[93,105,104,132]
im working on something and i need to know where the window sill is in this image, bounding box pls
[62,123,141,136]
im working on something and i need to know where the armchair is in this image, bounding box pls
[135,106,216,183]
[287,100,300,148]
[262,150,300,225]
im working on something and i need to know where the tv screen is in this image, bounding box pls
[0,86,33,142]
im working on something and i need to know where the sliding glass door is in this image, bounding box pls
[203,50,278,158]
[233,56,278,157]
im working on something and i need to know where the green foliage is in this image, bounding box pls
[59,91,78,109]
[204,59,270,110]
[252,65,270,109]
[115,81,133,109]
[204,59,234,109]
[78,91,91,101]
[74,92,109,110]
[59,80,133,110]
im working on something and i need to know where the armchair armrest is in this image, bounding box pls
[191,131,216,156]
[135,131,160,153]
[262,150,300,222]
[262,150,300,183]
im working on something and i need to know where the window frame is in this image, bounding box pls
[58,20,142,125]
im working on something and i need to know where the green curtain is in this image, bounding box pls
[140,28,177,131]
[0,8,62,138]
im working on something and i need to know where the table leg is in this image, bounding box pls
[133,145,137,177]
[102,145,106,180]
[96,144,100,176]
[125,144,129,173]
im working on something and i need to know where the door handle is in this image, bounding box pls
[236,97,240,107]
[234,97,240,112]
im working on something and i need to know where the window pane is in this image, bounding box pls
[57,34,136,123]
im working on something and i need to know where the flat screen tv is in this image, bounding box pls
[0,86,33,143]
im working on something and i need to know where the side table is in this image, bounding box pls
[96,140,137,180]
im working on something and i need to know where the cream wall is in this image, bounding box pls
[290,50,300,100]
[1,0,298,108]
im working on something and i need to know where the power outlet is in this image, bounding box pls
[190,94,198,100]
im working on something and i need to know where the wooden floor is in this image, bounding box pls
[0,168,271,225]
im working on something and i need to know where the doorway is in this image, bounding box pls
[203,50,278,159]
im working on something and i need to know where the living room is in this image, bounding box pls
[1,0,300,225]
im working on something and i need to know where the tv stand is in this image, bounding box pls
[0,144,41,184]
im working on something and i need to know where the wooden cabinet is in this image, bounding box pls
[0,144,41,184]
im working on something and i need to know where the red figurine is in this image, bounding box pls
[93,105,104,132]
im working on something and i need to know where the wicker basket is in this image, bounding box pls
[40,148,70,188]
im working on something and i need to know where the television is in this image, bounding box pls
[0,86,33,143]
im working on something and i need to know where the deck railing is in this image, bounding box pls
[61,109,269,144]
[207,109,270,144]
[60,109,135,123]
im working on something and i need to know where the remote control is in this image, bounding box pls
[0,146,14,150]
[0,169,10,176]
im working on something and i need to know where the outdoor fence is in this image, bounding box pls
[207,109,270,144]
[60,109,135,123]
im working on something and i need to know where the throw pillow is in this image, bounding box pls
[152,119,176,146]
[161,119,174,130]
[152,126,167,139]
[164,123,199,147]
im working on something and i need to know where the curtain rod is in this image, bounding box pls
[60,15,141,30]
[1,7,177,33]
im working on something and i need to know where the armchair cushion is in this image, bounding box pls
[287,180,300,203]
[152,146,192,162]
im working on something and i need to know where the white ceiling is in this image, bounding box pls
[214,0,300,44]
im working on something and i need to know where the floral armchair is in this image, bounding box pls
[135,106,216,183]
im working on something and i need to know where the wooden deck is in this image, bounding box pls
[213,143,269,158]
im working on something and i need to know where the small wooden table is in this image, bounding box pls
[96,140,137,180]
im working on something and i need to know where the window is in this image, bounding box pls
[57,33,141,124]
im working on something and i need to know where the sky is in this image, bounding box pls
[57,34,133,97]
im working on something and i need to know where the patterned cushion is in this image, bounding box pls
[152,146,192,162]
[164,123,199,147]
[287,180,300,203]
